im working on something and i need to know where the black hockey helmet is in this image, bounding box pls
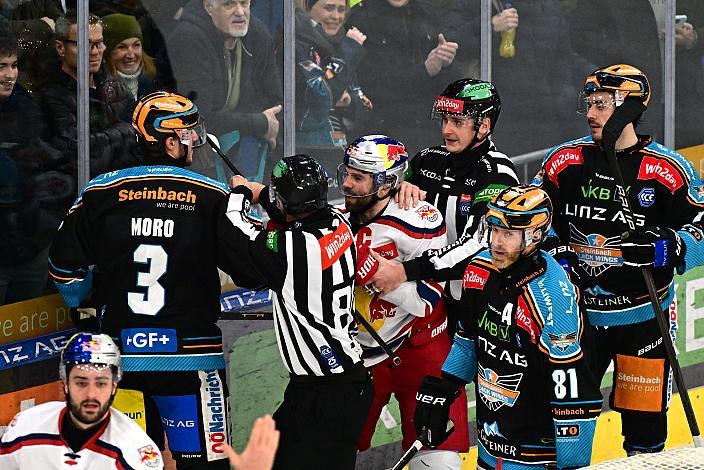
[432,78,502,132]
[269,154,328,215]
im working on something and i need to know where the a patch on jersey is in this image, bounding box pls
[568,223,623,277]
[637,187,655,207]
[416,204,439,222]
[548,332,577,352]
[152,394,201,453]
[265,231,279,252]
[555,424,580,439]
[545,148,584,187]
[319,345,343,371]
[434,96,464,113]
[463,265,490,289]
[355,287,397,331]
[459,194,473,216]
[373,241,399,260]
[138,445,161,468]
[477,365,523,411]
[613,355,665,412]
[515,296,538,344]
[198,370,229,461]
[637,156,684,194]
[121,328,177,353]
[319,223,353,270]
[473,184,507,204]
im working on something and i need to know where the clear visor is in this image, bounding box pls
[336,163,388,198]
[175,120,207,148]
[479,216,539,254]
[576,90,624,114]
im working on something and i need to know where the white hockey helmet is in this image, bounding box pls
[59,332,123,383]
[337,134,409,197]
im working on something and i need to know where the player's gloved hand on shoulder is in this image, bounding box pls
[620,226,685,268]
[413,376,459,448]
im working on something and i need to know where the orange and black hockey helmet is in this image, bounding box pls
[484,185,553,247]
[582,64,651,109]
[132,91,206,147]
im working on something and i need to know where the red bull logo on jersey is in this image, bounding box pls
[199,371,228,461]
[545,148,583,187]
[138,445,161,468]
[463,265,490,289]
[416,205,439,222]
[637,156,684,194]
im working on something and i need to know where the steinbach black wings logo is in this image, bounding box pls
[568,223,623,277]
[477,364,523,411]
[547,332,577,351]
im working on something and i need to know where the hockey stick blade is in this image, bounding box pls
[389,420,455,470]
[206,134,242,176]
[603,102,702,446]
[353,309,401,366]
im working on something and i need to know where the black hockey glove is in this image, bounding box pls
[414,376,459,448]
[545,244,592,289]
[620,226,685,268]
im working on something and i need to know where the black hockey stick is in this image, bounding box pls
[389,420,455,470]
[602,99,702,448]
[353,309,402,366]
[206,134,242,176]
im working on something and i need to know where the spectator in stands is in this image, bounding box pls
[39,10,137,176]
[348,0,459,155]
[443,0,590,157]
[168,0,282,154]
[672,1,704,148]
[294,0,371,148]
[102,13,163,100]
[0,33,64,305]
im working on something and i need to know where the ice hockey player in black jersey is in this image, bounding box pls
[413,185,602,470]
[48,91,256,469]
[221,155,373,470]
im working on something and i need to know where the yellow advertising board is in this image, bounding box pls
[0,294,71,345]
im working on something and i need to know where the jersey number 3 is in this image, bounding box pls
[128,244,168,316]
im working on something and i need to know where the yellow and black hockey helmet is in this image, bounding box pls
[484,185,553,246]
[581,64,650,110]
[132,91,206,147]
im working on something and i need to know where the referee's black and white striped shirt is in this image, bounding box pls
[219,187,363,377]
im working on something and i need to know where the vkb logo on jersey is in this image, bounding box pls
[638,187,655,207]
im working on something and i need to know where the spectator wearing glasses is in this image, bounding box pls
[39,9,137,175]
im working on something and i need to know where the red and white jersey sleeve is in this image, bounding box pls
[0,401,163,470]
[353,201,447,366]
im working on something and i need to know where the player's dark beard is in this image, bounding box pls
[66,391,116,426]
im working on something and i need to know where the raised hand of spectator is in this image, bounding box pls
[222,415,279,470]
[346,26,367,45]
[675,22,698,49]
[262,104,282,150]
[491,7,519,33]
[424,34,459,77]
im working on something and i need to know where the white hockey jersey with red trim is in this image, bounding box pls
[347,200,447,366]
[0,401,163,470]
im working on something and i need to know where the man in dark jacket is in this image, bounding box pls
[168,0,282,151]
[348,0,459,154]
[39,10,138,176]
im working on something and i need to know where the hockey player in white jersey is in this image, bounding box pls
[337,135,469,469]
[0,333,163,470]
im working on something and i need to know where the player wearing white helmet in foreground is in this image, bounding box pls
[339,135,469,469]
[0,332,163,469]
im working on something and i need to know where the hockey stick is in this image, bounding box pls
[353,309,402,366]
[206,134,242,176]
[602,99,702,448]
[388,420,455,470]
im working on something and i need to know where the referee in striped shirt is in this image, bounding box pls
[219,154,373,470]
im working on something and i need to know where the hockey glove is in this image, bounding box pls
[620,226,685,268]
[545,244,592,289]
[414,376,459,448]
[356,244,380,293]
